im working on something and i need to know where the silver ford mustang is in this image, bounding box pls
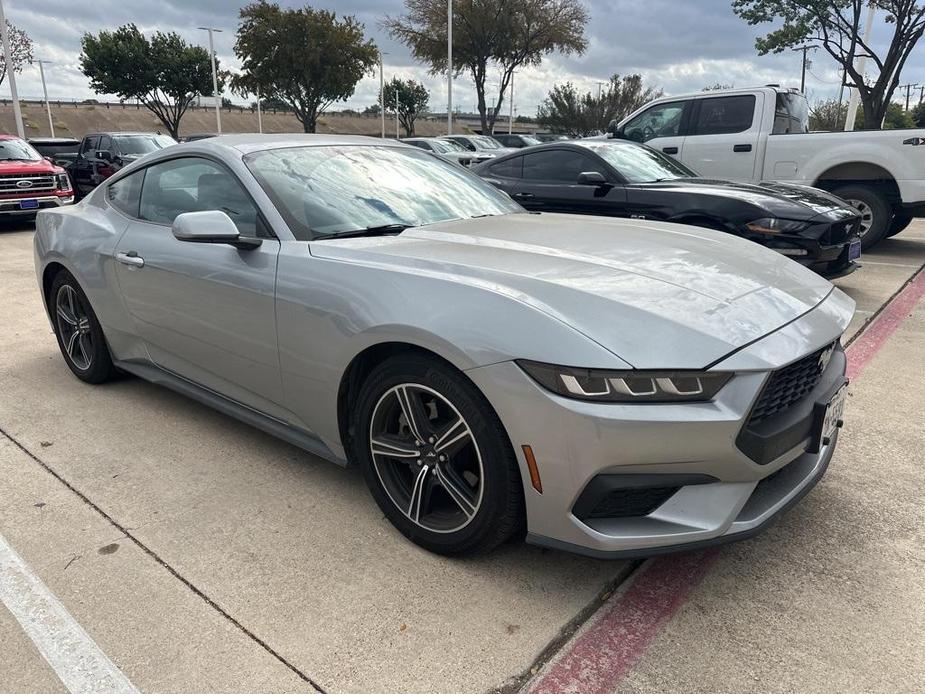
[33,134,854,557]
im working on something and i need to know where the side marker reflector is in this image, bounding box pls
[521,445,543,494]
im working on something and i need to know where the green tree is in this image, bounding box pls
[0,21,33,87]
[233,2,379,133]
[384,77,429,136]
[702,83,734,91]
[732,1,925,128]
[809,98,847,131]
[911,101,925,127]
[384,0,587,134]
[80,25,218,140]
[537,74,663,137]
[856,101,916,129]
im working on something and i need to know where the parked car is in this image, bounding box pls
[402,137,474,166]
[28,137,81,168]
[70,132,176,197]
[0,136,74,221]
[440,134,518,160]
[34,134,853,558]
[608,85,925,247]
[493,133,542,148]
[535,133,571,143]
[475,139,862,278]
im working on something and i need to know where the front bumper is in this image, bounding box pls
[0,194,74,216]
[465,293,852,557]
[741,217,861,278]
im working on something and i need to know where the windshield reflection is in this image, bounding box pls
[244,145,520,240]
[579,142,697,184]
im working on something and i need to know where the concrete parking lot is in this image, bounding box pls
[2,220,924,693]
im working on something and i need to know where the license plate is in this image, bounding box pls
[848,239,862,261]
[822,386,847,442]
[19,199,39,210]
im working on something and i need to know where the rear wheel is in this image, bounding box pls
[50,270,117,384]
[832,185,891,249]
[354,354,524,555]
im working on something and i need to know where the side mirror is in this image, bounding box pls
[577,171,608,187]
[607,120,625,139]
[172,211,261,249]
[95,150,112,161]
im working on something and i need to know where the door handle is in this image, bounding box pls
[733,144,752,152]
[512,192,535,200]
[115,251,145,268]
[662,146,679,155]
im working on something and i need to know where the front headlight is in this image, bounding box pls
[55,172,71,190]
[517,360,733,403]
[745,218,808,234]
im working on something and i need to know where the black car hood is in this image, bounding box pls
[634,178,856,222]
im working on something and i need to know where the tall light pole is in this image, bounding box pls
[508,72,514,134]
[379,52,388,138]
[845,3,876,131]
[447,0,453,135]
[36,59,54,137]
[198,27,223,134]
[395,87,400,139]
[0,0,24,138]
[256,86,263,133]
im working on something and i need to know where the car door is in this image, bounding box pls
[620,101,690,161]
[74,136,99,196]
[112,155,286,419]
[680,93,762,180]
[510,148,627,215]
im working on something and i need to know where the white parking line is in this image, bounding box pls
[859,260,921,268]
[0,533,139,694]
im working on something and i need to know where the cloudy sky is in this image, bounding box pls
[6,0,925,115]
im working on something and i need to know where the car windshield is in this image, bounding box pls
[32,142,79,155]
[440,139,466,152]
[244,144,521,240]
[584,142,697,183]
[520,136,541,146]
[473,136,503,150]
[114,135,176,155]
[0,139,42,162]
[428,140,454,153]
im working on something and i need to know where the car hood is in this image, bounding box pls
[636,178,857,222]
[0,158,58,174]
[310,213,840,369]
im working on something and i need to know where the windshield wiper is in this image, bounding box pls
[316,223,411,240]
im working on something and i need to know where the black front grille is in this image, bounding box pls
[748,342,834,425]
[582,487,679,519]
[824,218,861,246]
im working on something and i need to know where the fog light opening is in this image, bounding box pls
[521,445,543,494]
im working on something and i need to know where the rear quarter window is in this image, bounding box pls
[107,169,145,218]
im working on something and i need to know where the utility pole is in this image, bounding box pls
[379,52,387,138]
[198,27,223,134]
[845,3,876,131]
[919,85,925,105]
[792,45,813,93]
[597,81,605,100]
[0,0,24,138]
[508,72,514,134]
[447,0,453,135]
[899,83,919,111]
[36,59,55,137]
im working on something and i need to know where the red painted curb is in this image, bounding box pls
[528,269,925,694]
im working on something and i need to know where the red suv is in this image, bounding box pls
[0,135,75,221]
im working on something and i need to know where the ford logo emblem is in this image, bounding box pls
[16,180,33,188]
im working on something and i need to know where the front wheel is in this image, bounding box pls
[355,354,524,555]
[832,184,891,250]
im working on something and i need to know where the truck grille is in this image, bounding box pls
[747,342,835,425]
[0,173,57,195]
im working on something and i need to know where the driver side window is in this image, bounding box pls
[623,102,686,143]
[138,157,261,236]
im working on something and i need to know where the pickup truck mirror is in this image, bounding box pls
[172,211,261,249]
[577,171,608,187]
[95,150,112,162]
[607,119,622,138]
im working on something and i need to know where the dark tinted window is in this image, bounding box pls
[114,135,175,155]
[488,156,523,178]
[521,150,606,183]
[623,102,686,142]
[81,137,99,154]
[107,169,145,217]
[98,135,112,152]
[139,157,259,235]
[692,95,756,135]
[405,140,430,150]
[773,93,809,134]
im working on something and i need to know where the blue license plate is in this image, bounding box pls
[848,240,862,261]
[19,199,39,210]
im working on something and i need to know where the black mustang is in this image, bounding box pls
[474,140,862,278]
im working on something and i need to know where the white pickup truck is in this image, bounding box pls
[608,86,925,248]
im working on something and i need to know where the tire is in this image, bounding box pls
[354,353,524,555]
[886,211,914,238]
[831,184,891,250]
[49,270,118,384]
